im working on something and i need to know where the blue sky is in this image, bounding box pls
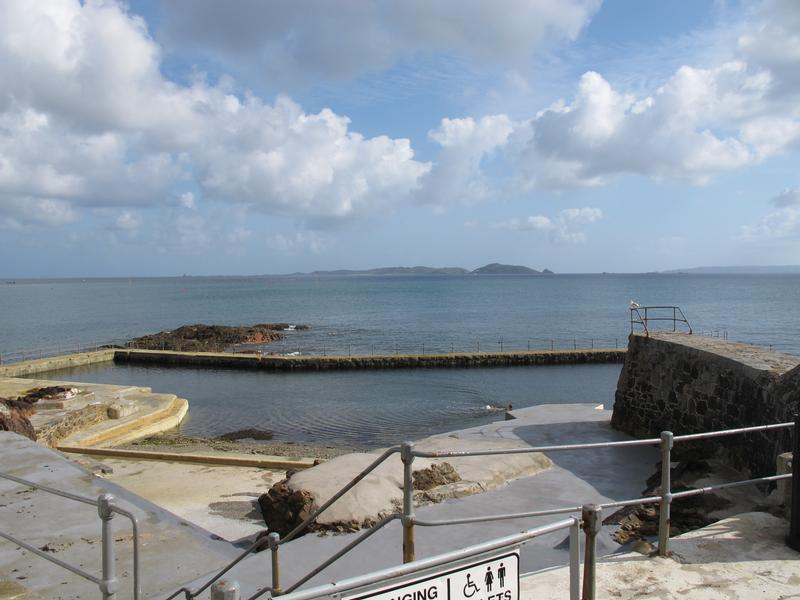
[1,0,799,277]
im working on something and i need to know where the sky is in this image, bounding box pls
[1,0,799,277]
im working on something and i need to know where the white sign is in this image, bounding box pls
[343,550,519,600]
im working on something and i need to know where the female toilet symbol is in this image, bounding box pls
[463,573,480,597]
[484,567,494,592]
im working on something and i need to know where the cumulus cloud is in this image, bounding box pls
[741,184,800,240]
[418,115,514,209]
[197,96,430,217]
[740,207,800,240]
[0,197,78,230]
[158,0,600,87]
[0,0,430,228]
[495,207,602,243]
[427,0,800,192]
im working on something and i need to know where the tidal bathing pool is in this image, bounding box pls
[40,363,622,448]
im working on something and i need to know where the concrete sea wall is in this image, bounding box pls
[611,333,800,476]
[0,349,116,378]
[114,347,626,370]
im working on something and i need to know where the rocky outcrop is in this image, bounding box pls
[216,428,273,441]
[127,323,310,352]
[257,478,317,537]
[0,399,36,440]
[604,456,732,546]
[413,462,460,490]
[257,437,552,537]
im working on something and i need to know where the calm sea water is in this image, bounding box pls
[5,273,799,446]
[41,363,622,448]
[2,274,799,355]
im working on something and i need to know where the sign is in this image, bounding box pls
[343,550,519,600]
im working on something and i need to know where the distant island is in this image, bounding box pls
[287,263,554,277]
[663,265,800,275]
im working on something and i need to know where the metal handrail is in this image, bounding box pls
[165,446,403,600]
[175,417,795,600]
[1,336,630,365]
[265,517,582,600]
[630,305,692,336]
[0,473,140,600]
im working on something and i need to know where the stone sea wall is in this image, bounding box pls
[114,347,625,371]
[612,333,800,476]
[0,349,116,378]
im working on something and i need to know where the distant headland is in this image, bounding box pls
[287,263,554,277]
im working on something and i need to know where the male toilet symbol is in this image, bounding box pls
[497,563,506,588]
[463,573,480,598]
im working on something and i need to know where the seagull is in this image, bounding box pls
[630,300,640,309]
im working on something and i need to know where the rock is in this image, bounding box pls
[107,403,135,419]
[217,428,273,441]
[128,323,310,352]
[257,480,316,537]
[631,539,655,555]
[605,459,733,544]
[18,386,78,403]
[413,462,460,490]
[0,400,36,441]
[257,436,552,538]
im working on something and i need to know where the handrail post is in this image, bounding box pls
[401,441,416,563]
[98,493,118,600]
[211,579,241,599]
[569,518,581,600]
[787,414,800,551]
[268,532,282,595]
[658,431,674,556]
[581,503,601,600]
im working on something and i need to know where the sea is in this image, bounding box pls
[2,273,798,447]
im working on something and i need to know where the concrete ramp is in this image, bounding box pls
[0,432,240,599]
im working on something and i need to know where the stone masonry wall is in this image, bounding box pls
[114,348,625,371]
[612,333,800,477]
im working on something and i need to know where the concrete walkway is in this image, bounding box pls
[523,511,800,598]
[164,403,660,598]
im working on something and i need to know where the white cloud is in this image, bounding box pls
[423,0,800,193]
[495,207,602,243]
[197,96,430,217]
[418,115,514,209]
[114,211,141,232]
[0,0,431,229]
[741,207,800,240]
[741,184,800,240]
[178,192,196,209]
[0,196,78,230]
[158,0,601,87]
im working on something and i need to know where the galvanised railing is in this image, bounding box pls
[168,416,797,600]
[0,337,625,365]
[630,305,692,336]
[0,472,140,600]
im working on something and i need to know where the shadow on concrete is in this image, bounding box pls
[511,419,658,501]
